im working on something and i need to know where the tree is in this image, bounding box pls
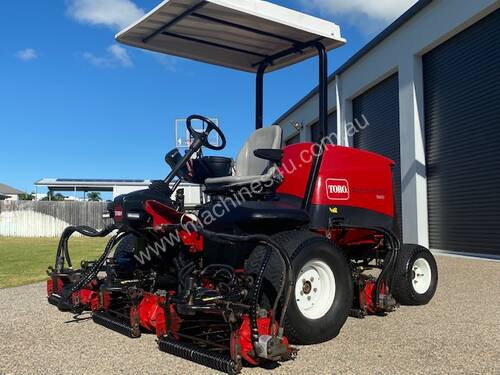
[41,191,65,201]
[87,192,102,201]
[18,192,35,201]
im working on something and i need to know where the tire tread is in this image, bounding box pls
[391,244,438,305]
[245,230,352,344]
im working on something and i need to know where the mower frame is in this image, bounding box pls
[47,2,439,374]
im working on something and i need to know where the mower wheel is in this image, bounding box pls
[245,230,352,345]
[113,234,137,277]
[391,244,438,305]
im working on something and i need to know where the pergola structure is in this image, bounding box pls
[34,178,151,200]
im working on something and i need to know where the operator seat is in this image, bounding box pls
[204,125,282,192]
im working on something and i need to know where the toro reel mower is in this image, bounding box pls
[47,1,438,374]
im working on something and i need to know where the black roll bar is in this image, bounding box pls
[255,63,268,129]
[255,41,328,210]
[254,41,329,142]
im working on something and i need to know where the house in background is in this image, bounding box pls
[0,183,23,201]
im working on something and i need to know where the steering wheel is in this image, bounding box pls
[186,114,226,151]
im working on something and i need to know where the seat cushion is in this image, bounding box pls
[235,125,282,176]
[204,125,282,193]
[204,167,277,192]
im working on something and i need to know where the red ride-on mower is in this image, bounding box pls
[47,1,438,373]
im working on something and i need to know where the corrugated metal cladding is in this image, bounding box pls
[423,9,500,257]
[352,74,402,237]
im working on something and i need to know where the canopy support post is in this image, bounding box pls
[302,42,328,211]
[316,43,328,141]
[254,40,327,132]
[256,63,269,129]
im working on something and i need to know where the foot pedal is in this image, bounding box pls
[92,311,141,338]
[158,336,240,375]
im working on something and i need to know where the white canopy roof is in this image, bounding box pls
[116,0,345,73]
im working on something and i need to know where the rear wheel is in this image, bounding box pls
[391,244,438,305]
[245,230,352,344]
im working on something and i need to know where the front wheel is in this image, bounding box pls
[391,244,438,305]
[245,231,353,345]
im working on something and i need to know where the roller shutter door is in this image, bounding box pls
[423,9,500,256]
[353,74,402,235]
[310,111,337,143]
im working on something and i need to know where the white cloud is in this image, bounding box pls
[108,44,133,66]
[151,53,179,72]
[83,44,133,68]
[68,0,182,70]
[15,48,38,61]
[300,0,418,33]
[67,0,145,30]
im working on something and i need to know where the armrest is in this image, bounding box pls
[253,148,283,164]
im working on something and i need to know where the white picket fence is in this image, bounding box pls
[0,201,108,237]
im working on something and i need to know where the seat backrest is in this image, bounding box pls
[235,125,282,176]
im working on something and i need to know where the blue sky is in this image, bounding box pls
[0,0,417,193]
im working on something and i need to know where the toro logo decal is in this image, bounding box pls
[326,179,350,201]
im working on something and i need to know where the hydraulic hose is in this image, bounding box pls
[375,232,399,305]
[65,231,126,298]
[198,229,293,354]
[199,230,293,314]
[55,224,117,272]
[329,223,400,306]
[250,246,272,348]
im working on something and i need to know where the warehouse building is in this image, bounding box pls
[276,0,499,258]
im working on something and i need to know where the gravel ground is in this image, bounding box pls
[0,255,498,375]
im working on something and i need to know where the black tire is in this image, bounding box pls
[113,234,138,277]
[245,230,352,345]
[391,244,438,305]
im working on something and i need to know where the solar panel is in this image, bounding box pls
[55,179,146,183]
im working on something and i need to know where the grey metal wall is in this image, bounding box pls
[423,9,500,256]
[285,132,300,145]
[352,74,402,235]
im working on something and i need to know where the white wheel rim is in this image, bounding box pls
[412,258,432,294]
[294,259,336,320]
